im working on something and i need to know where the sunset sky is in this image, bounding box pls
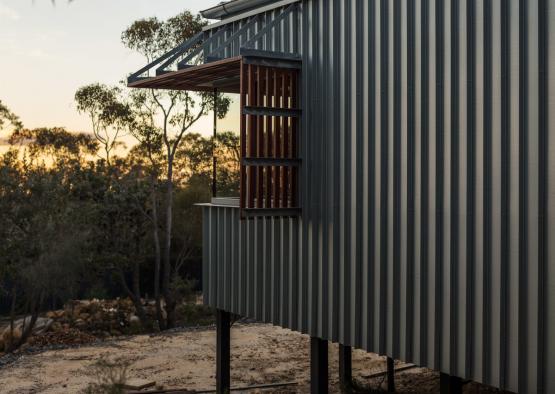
[0,0,239,140]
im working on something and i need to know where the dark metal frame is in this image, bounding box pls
[216,310,231,394]
[310,337,328,394]
[127,4,300,85]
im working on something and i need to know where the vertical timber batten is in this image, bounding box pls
[240,59,301,218]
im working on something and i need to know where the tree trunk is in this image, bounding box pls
[8,287,17,351]
[150,183,165,331]
[162,157,176,329]
[8,293,42,353]
[116,268,151,332]
[17,305,39,350]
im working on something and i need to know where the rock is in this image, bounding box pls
[2,327,22,348]
[129,315,140,324]
[74,319,86,329]
[1,317,53,342]
[122,380,156,391]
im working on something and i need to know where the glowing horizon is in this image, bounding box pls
[0,0,240,145]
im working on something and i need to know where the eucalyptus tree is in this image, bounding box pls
[0,100,23,132]
[122,11,231,328]
[75,84,132,165]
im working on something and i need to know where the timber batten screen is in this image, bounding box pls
[240,63,301,218]
[128,53,302,218]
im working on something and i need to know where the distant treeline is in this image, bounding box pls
[0,9,238,351]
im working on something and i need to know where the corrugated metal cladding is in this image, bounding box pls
[203,3,301,57]
[202,0,555,393]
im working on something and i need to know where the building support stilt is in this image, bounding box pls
[440,373,462,394]
[387,357,395,392]
[339,344,352,390]
[216,309,230,394]
[310,337,328,394]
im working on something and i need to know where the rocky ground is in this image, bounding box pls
[0,298,214,353]
[0,323,506,394]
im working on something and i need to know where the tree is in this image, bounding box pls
[9,127,98,161]
[0,100,23,132]
[75,84,132,165]
[89,159,154,330]
[122,11,231,328]
[0,128,98,351]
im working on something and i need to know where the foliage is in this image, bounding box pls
[121,11,206,61]
[0,7,240,347]
[121,10,231,330]
[8,127,98,159]
[82,357,132,394]
[0,100,23,132]
[176,303,215,327]
[75,84,132,164]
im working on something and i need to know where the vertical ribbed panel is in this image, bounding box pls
[202,1,554,392]
[202,206,300,326]
[204,5,302,56]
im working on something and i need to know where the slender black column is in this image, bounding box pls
[339,344,352,390]
[212,88,218,198]
[440,373,462,394]
[216,309,230,394]
[310,337,328,394]
[387,357,395,392]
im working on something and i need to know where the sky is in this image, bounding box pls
[0,0,239,139]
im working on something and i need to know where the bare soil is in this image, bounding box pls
[0,323,504,393]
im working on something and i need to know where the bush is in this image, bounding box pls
[82,357,132,394]
[175,303,214,327]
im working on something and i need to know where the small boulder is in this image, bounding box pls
[129,315,140,324]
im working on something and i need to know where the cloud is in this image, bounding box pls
[0,4,20,21]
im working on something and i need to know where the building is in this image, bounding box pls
[129,0,555,393]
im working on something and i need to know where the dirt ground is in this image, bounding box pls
[0,323,504,393]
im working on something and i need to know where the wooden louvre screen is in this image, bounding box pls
[240,62,301,218]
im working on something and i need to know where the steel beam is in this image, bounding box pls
[206,15,260,60]
[242,157,301,167]
[242,106,301,118]
[338,345,352,390]
[310,337,328,394]
[242,3,297,49]
[387,357,395,392]
[216,309,230,394]
[243,207,301,218]
[439,373,462,394]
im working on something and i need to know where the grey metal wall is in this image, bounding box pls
[202,206,300,326]
[202,1,555,393]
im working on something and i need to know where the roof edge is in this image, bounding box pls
[201,0,275,20]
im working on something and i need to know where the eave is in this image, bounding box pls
[127,57,242,94]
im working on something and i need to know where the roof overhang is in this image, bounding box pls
[127,49,301,94]
[127,57,242,94]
